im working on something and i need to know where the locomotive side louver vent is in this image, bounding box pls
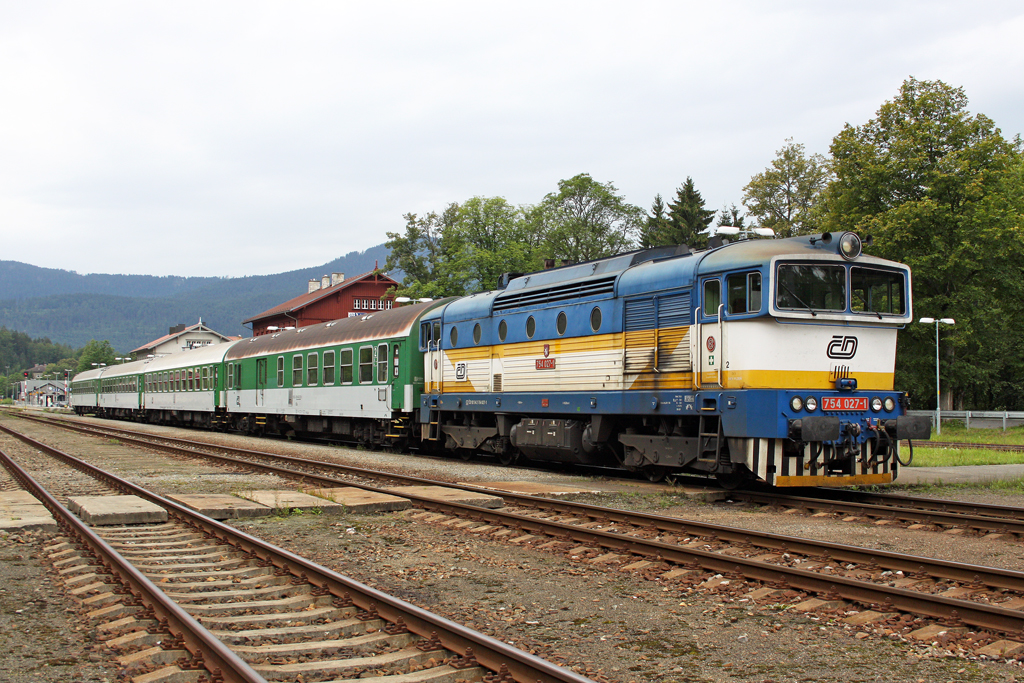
[493,275,617,312]
[493,373,502,391]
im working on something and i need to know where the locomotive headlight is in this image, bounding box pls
[883,397,896,412]
[790,396,803,412]
[804,396,817,412]
[838,232,862,260]
[870,397,883,412]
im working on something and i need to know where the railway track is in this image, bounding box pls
[0,422,597,683]
[8,413,1024,656]
[726,488,1024,538]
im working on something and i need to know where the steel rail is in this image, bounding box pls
[0,445,267,683]
[773,487,1024,522]
[0,421,596,683]
[12,418,1024,637]
[26,414,1024,593]
[726,490,1024,536]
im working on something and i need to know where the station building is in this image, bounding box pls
[244,270,399,337]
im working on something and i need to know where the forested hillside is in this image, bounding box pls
[0,244,390,351]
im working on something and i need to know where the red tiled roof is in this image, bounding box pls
[242,270,398,325]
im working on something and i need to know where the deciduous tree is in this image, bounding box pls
[824,77,1024,409]
[537,174,644,263]
[743,139,829,238]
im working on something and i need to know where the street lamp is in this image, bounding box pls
[918,317,955,435]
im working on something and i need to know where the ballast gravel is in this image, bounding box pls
[1,412,1023,682]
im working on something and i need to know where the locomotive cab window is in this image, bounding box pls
[703,279,721,317]
[776,264,846,312]
[727,272,762,315]
[851,267,906,315]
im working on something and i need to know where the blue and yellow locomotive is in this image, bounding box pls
[417,231,929,486]
[72,232,929,487]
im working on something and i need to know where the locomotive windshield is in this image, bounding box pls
[775,264,846,312]
[851,267,905,315]
[775,263,907,316]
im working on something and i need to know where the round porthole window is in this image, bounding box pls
[473,323,482,345]
[526,316,536,339]
[556,311,568,336]
[590,307,602,331]
[450,326,458,347]
[498,319,507,342]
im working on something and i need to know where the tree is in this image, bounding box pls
[743,139,829,238]
[445,197,540,293]
[537,174,645,263]
[76,339,117,372]
[664,177,715,248]
[824,77,1024,410]
[386,197,541,297]
[639,194,671,248]
[716,204,746,228]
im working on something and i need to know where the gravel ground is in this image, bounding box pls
[2,411,1024,682]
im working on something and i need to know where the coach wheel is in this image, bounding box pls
[642,466,669,482]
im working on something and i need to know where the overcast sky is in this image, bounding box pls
[2,2,1022,278]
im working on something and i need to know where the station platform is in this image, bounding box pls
[0,491,57,532]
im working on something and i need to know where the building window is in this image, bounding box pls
[340,349,353,384]
[324,351,336,385]
[354,299,361,310]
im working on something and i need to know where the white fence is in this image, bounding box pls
[907,410,1024,431]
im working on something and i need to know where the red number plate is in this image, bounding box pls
[821,396,868,411]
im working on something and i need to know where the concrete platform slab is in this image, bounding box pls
[307,487,412,513]
[164,494,273,520]
[458,481,600,496]
[67,495,168,525]
[237,490,345,514]
[0,490,56,531]
[385,485,504,509]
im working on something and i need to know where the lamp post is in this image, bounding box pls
[918,317,955,435]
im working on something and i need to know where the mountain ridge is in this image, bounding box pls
[0,244,393,351]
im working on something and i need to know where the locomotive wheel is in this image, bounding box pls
[715,468,750,490]
[498,450,518,466]
[458,449,473,461]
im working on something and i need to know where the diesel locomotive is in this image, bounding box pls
[72,231,930,487]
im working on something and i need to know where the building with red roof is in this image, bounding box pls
[243,270,399,337]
